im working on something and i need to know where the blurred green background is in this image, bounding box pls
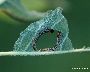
[0,0,90,72]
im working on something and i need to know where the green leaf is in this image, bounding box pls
[0,0,46,22]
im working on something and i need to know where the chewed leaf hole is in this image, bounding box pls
[36,30,58,50]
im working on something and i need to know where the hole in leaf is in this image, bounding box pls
[36,30,58,50]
